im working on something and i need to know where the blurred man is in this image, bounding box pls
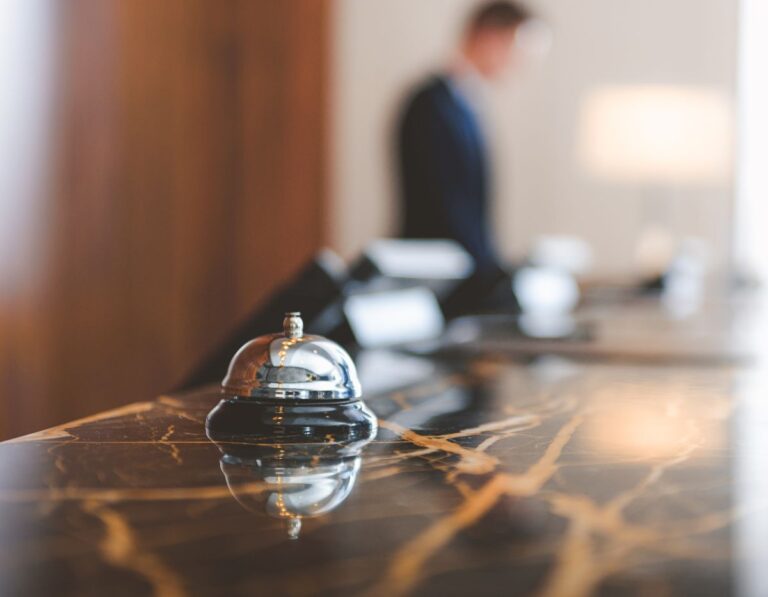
[397,1,531,277]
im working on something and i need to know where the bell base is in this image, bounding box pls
[205,397,378,443]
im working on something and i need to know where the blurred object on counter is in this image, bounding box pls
[344,286,445,348]
[661,237,712,317]
[351,238,475,282]
[634,225,677,288]
[513,266,580,338]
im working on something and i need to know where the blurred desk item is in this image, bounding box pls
[351,238,475,283]
[1,299,767,595]
[514,266,580,313]
[344,286,445,348]
[350,238,522,318]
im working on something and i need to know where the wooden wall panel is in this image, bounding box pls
[0,0,329,438]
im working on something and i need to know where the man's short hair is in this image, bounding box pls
[467,1,531,34]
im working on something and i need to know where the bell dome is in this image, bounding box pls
[206,312,377,442]
[222,313,361,400]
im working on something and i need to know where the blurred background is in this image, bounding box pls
[0,0,764,438]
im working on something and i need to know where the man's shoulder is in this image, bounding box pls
[401,75,458,125]
[407,75,451,107]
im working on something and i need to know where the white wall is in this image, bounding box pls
[331,0,738,277]
[736,0,768,283]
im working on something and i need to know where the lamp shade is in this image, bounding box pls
[578,85,733,185]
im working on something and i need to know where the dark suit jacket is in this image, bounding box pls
[397,75,498,272]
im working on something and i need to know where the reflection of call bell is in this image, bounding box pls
[219,438,370,539]
[218,442,368,540]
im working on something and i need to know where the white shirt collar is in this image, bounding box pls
[446,54,489,114]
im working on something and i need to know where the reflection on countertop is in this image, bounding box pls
[3,332,766,596]
[214,431,375,540]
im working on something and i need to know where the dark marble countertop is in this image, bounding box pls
[2,344,767,596]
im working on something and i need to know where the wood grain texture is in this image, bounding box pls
[0,0,329,438]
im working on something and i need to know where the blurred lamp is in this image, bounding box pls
[578,85,732,282]
[579,85,733,185]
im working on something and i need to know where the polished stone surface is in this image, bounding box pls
[3,340,767,597]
